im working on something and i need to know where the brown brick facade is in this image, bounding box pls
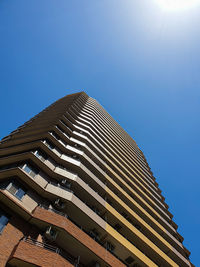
[0,217,28,267]
[33,207,125,267]
[0,202,125,267]
[11,240,74,267]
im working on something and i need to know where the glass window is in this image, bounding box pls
[35,151,47,162]
[15,188,26,199]
[106,241,115,252]
[51,131,60,140]
[46,141,54,150]
[7,183,18,195]
[24,164,32,174]
[6,180,26,200]
[0,212,9,233]
[23,164,38,178]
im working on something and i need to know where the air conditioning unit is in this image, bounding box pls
[45,226,58,241]
[54,198,66,209]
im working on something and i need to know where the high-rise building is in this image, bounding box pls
[0,92,193,267]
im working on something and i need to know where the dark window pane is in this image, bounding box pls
[46,141,54,150]
[7,183,18,195]
[6,180,26,201]
[15,188,26,199]
[0,215,9,233]
[23,164,38,178]
[24,164,31,174]
[35,151,46,162]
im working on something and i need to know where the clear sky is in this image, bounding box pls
[0,0,199,264]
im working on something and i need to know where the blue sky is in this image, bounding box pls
[0,0,199,264]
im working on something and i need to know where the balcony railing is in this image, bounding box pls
[22,236,84,267]
[38,204,127,266]
[23,236,60,253]
[47,181,73,194]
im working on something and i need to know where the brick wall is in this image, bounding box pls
[0,216,27,267]
[34,207,125,267]
[0,206,125,267]
[11,240,74,267]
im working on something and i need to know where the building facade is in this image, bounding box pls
[0,92,193,267]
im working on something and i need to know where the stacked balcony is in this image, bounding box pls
[0,92,193,267]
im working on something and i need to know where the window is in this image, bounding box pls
[114,223,122,231]
[125,256,135,264]
[61,117,73,131]
[121,212,128,219]
[71,154,80,161]
[23,164,38,178]
[134,224,141,231]
[35,150,47,162]
[73,143,82,151]
[45,141,55,150]
[0,210,9,233]
[56,125,64,133]
[6,180,26,200]
[105,241,115,253]
[52,131,67,146]
[91,206,101,216]
[61,179,71,189]
[50,131,59,139]
[89,229,100,242]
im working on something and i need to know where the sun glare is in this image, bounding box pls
[156,0,200,11]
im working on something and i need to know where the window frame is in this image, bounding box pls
[0,210,9,234]
[6,180,26,201]
[35,150,47,162]
[22,163,38,178]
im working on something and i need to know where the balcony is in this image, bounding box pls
[33,205,126,267]
[8,237,75,267]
